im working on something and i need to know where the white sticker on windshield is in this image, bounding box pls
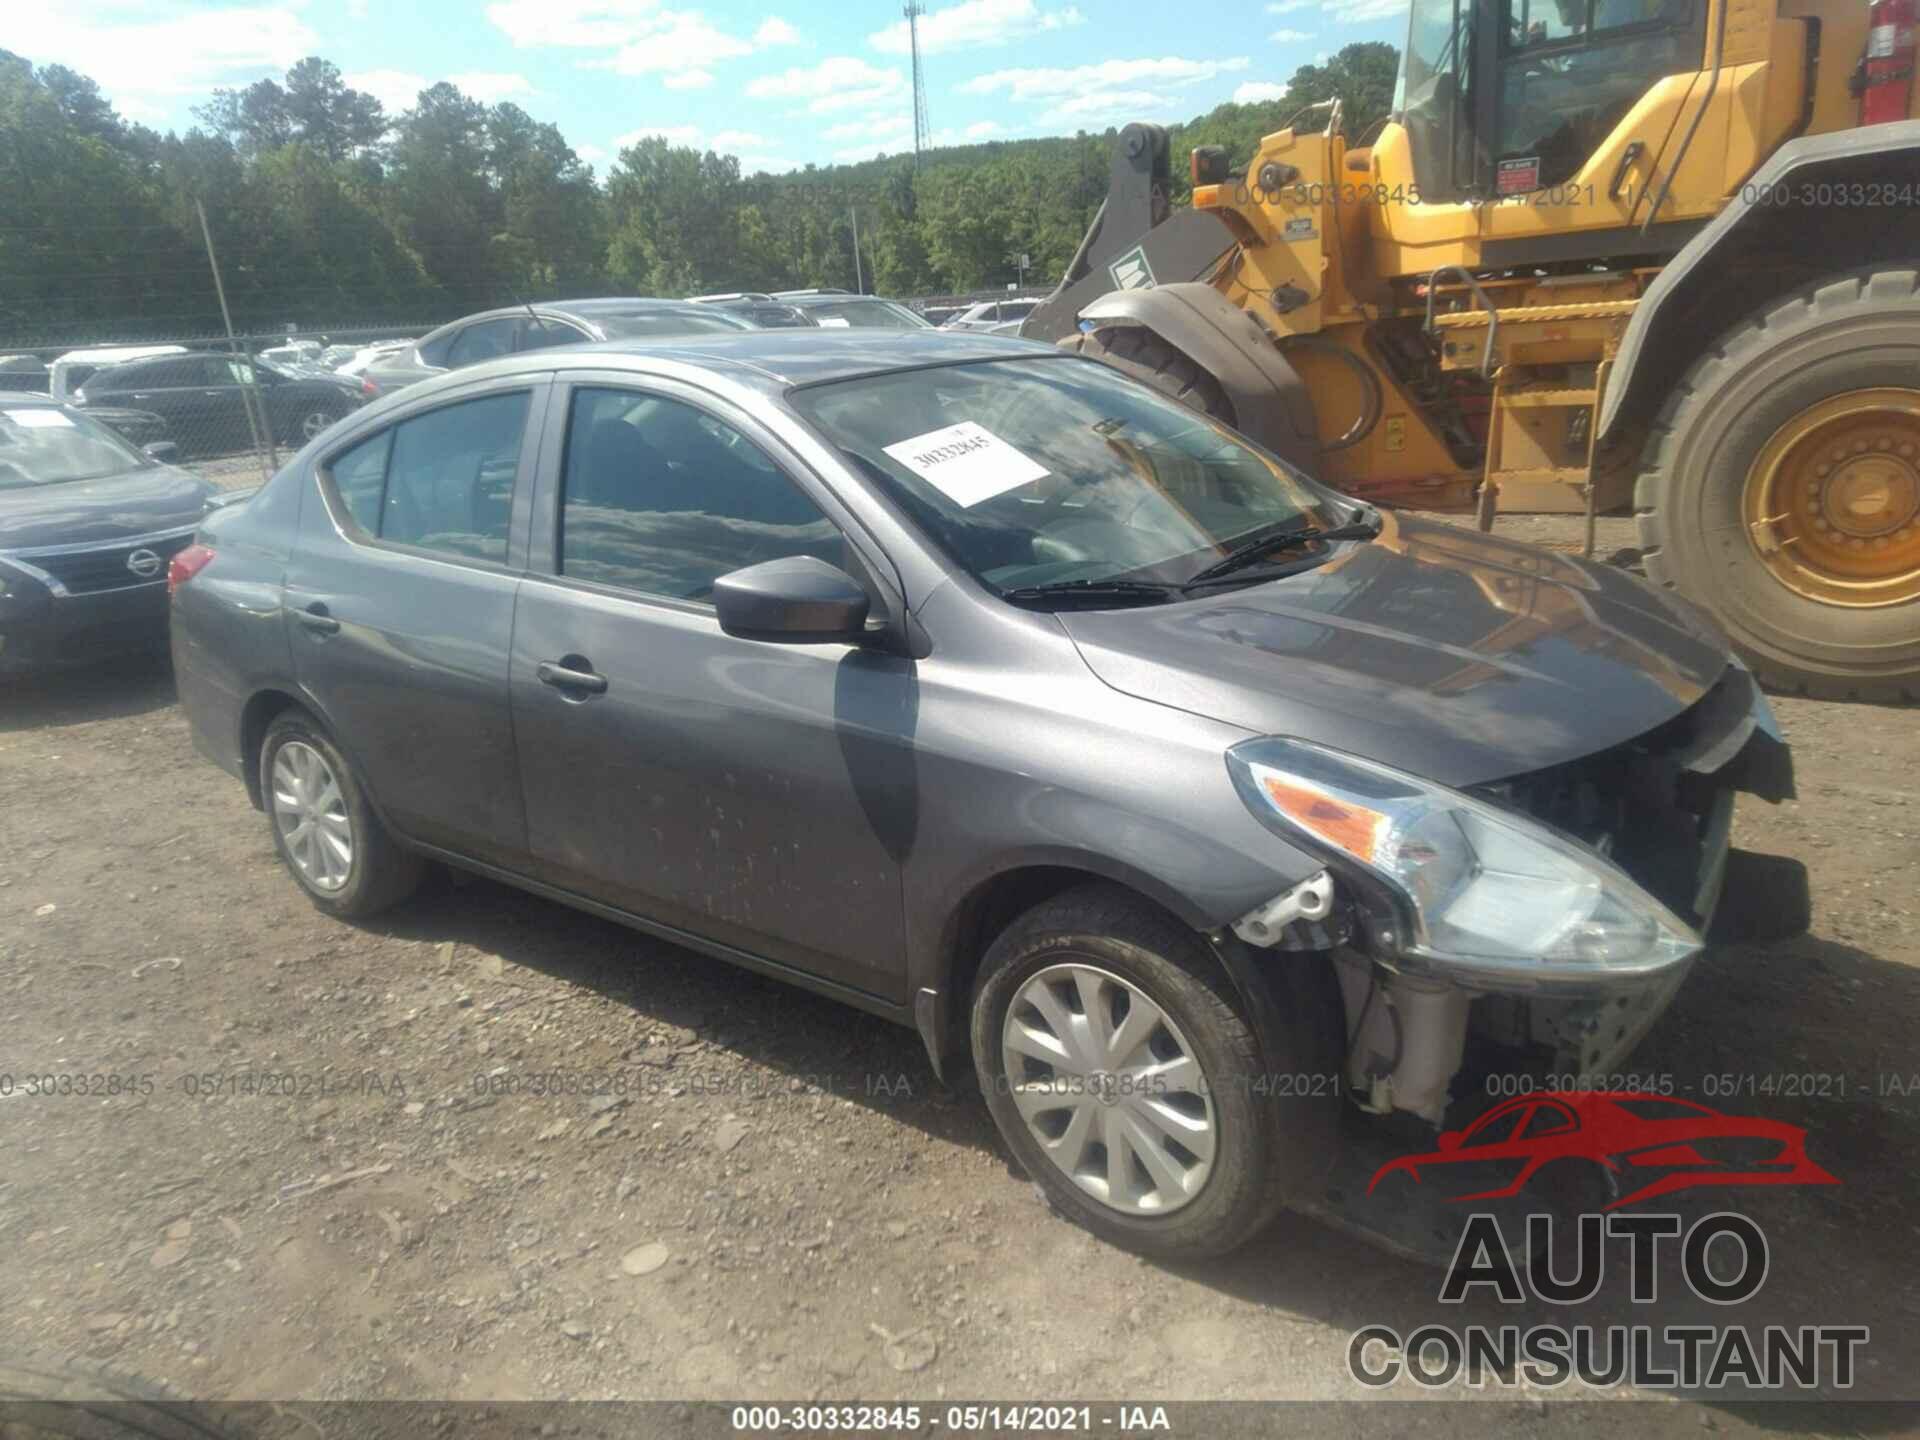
[3,409,76,428]
[816,317,852,328]
[883,421,1049,508]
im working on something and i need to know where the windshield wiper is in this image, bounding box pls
[1001,578,1177,609]
[1180,512,1381,592]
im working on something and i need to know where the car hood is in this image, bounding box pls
[1058,514,1730,787]
[0,464,215,548]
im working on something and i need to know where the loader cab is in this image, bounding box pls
[1398,0,1703,203]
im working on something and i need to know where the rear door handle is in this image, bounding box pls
[537,659,608,695]
[296,603,340,636]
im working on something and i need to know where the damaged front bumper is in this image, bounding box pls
[1238,663,1795,1125]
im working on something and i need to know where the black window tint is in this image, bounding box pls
[370,392,528,560]
[123,360,190,388]
[1520,1103,1575,1138]
[1462,1107,1527,1147]
[1611,1097,1714,1122]
[328,429,393,533]
[559,386,841,601]
[517,318,589,353]
[446,319,518,368]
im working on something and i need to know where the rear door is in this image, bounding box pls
[508,374,913,1001]
[284,374,547,867]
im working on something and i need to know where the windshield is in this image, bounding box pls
[793,357,1340,596]
[806,300,931,330]
[0,405,148,488]
[594,309,754,338]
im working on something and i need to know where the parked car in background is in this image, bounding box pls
[74,352,373,457]
[775,292,932,330]
[334,341,416,380]
[689,293,815,327]
[0,356,51,393]
[79,405,175,451]
[258,341,325,370]
[943,298,1044,332]
[916,305,967,328]
[48,344,187,401]
[1,396,219,673]
[362,300,754,393]
[171,330,1793,1260]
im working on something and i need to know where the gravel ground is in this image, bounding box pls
[0,508,1914,1431]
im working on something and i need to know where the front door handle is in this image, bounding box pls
[296,603,340,636]
[537,659,608,696]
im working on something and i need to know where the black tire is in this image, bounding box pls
[0,1351,240,1439]
[1073,326,1237,426]
[258,710,424,919]
[1634,267,1920,703]
[970,883,1333,1260]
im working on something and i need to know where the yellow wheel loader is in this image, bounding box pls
[1027,0,1920,702]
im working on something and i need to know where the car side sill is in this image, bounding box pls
[408,842,917,1032]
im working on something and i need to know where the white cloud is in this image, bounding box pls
[1266,0,1314,11]
[869,0,1083,56]
[711,129,770,149]
[576,143,607,163]
[487,2,796,83]
[753,17,801,46]
[1328,0,1405,18]
[960,57,1250,101]
[1037,89,1178,127]
[747,57,907,114]
[614,124,703,147]
[1232,81,1289,104]
[344,69,429,113]
[446,71,536,103]
[1269,28,1310,43]
[4,5,318,117]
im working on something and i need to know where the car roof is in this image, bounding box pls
[457,328,1057,393]
[52,344,188,364]
[781,293,906,309]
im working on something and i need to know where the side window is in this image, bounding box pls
[558,386,843,602]
[328,429,393,534]
[1520,1102,1575,1139]
[1462,1106,1528,1147]
[130,360,190,388]
[517,318,589,354]
[324,391,528,561]
[1497,0,1693,190]
[446,319,518,368]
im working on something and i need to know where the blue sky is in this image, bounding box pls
[3,0,1405,174]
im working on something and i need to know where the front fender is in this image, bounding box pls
[1075,282,1321,469]
[1600,120,1920,441]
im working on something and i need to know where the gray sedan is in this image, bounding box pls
[170,332,1793,1258]
[362,298,755,393]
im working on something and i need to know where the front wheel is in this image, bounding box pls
[1635,267,1920,702]
[970,884,1333,1259]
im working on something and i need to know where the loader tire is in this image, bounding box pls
[0,1350,241,1438]
[1634,266,1920,703]
[1073,325,1237,427]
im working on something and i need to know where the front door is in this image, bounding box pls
[509,379,913,1001]
[284,378,544,866]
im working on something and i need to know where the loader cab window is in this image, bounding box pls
[1398,0,1483,204]
[1496,0,1699,192]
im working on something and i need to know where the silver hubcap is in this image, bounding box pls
[271,741,353,892]
[300,411,331,440]
[1001,963,1216,1216]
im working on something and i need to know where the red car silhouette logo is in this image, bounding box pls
[1367,1091,1837,1210]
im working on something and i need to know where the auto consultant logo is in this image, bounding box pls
[125,547,164,579]
[1366,1090,1838,1209]
[1348,1093,1859,1392]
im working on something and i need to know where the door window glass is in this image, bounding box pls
[1462,1106,1528,1147]
[558,386,841,601]
[1497,0,1693,190]
[446,319,518,368]
[517,318,590,353]
[324,392,527,561]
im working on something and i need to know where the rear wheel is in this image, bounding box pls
[259,711,423,919]
[1635,267,1920,702]
[970,884,1332,1259]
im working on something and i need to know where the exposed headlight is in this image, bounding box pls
[1226,737,1700,985]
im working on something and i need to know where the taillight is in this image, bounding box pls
[168,543,214,597]
[360,378,379,398]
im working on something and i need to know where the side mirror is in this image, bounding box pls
[1436,1130,1463,1153]
[714,555,870,644]
[143,441,179,462]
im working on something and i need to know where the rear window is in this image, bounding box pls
[592,309,754,338]
[805,300,929,330]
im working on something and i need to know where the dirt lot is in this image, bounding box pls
[1,511,1916,1431]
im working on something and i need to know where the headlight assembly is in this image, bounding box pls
[1226,737,1701,985]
